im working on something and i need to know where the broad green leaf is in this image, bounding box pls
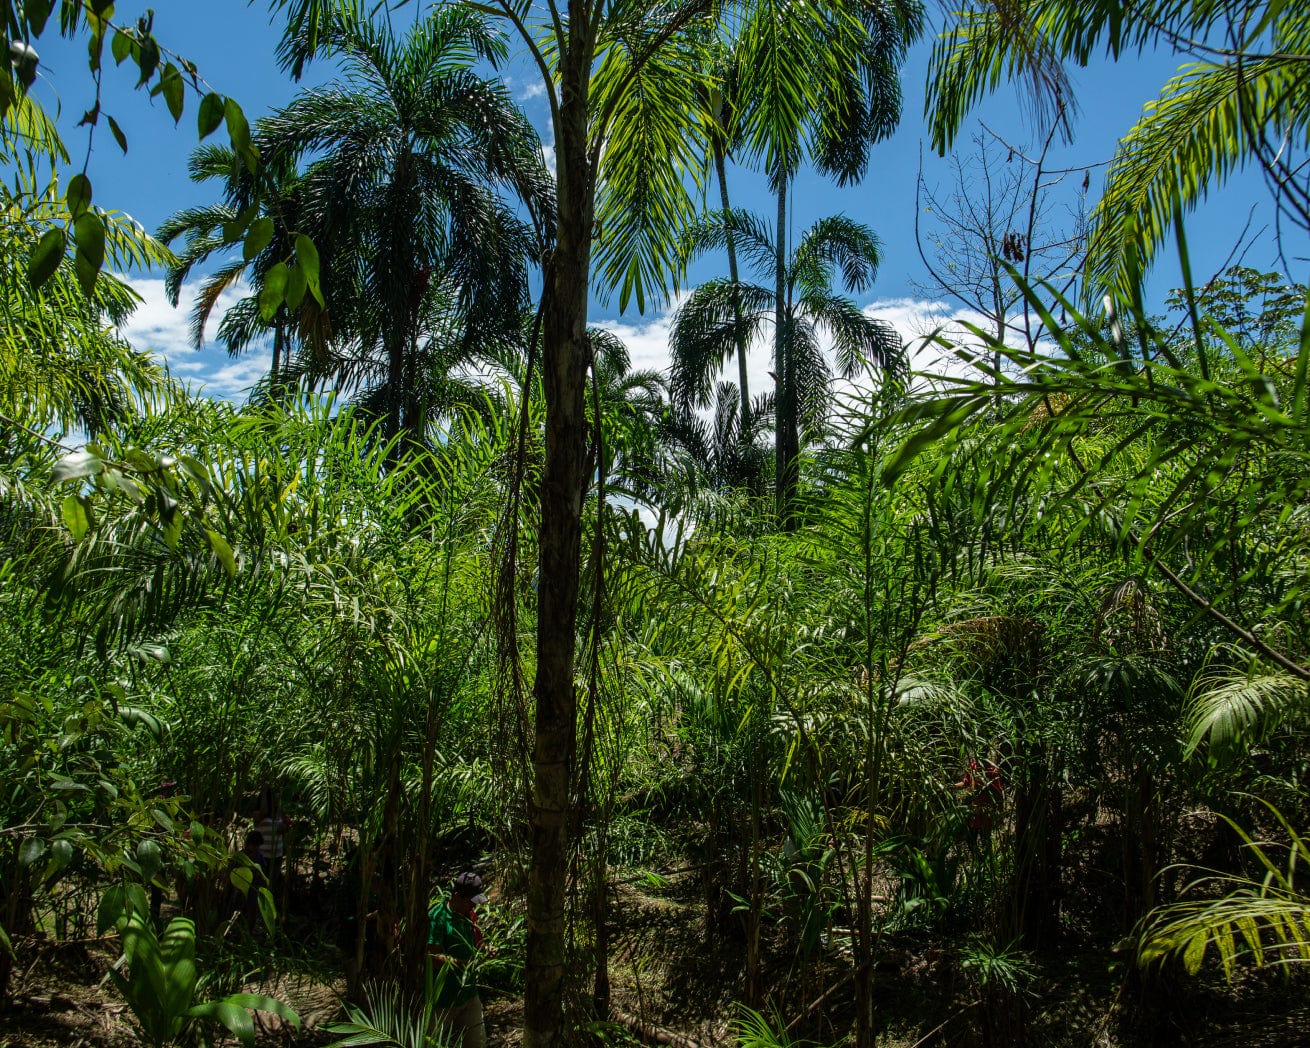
[48,838,75,874]
[111,28,131,64]
[223,203,257,243]
[223,993,300,1029]
[97,884,125,935]
[205,529,236,577]
[244,217,275,261]
[19,838,46,866]
[229,865,253,894]
[259,263,289,321]
[28,227,65,290]
[73,212,106,296]
[27,0,54,35]
[51,449,106,482]
[224,98,257,170]
[284,261,307,309]
[125,883,149,922]
[106,113,128,153]
[256,888,277,937]
[294,234,321,304]
[160,63,184,123]
[197,92,224,138]
[66,173,92,217]
[188,1001,254,1046]
[136,839,163,882]
[61,494,92,539]
[135,34,160,86]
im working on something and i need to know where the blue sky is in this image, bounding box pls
[32,1,1290,400]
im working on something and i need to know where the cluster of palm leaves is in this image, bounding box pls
[160,5,551,449]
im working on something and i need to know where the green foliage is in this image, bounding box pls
[960,939,1036,995]
[109,911,299,1047]
[1138,804,1310,978]
[323,972,454,1048]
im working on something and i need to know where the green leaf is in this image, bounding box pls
[222,993,300,1029]
[205,529,236,577]
[97,884,125,935]
[187,1001,254,1046]
[197,92,224,139]
[61,494,92,540]
[73,211,106,297]
[222,203,257,244]
[125,883,149,922]
[0,67,16,117]
[51,449,106,482]
[259,263,289,321]
[229,865,253,895]
[49,838,75,875]
[106,114,128,154]
[882,396,988,484]
[137,839,163,882]
[28,227,65,290]
[19,838,46,866]
[224,98,256,171]
[136,34,160,86]
[160,63,184,123]
[66,173,92,217]
[27,0,55,35]
[256,888,277,937]
[111,28,131,65]
[284,262,307,310]
[243,217,274,261]
[295,235,322,305]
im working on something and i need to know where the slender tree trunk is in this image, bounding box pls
[271,317,283,390]
[770,175,791,529]
[713,137,750,424]
[745,765,764,1006]
[404,699,441,993]
[774,175,798,528]
[387,332,404,445]
[526,14,595,1046]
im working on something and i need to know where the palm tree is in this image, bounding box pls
[259,4,552,448]
[158,145,314,392]
[658,381,775,507]
[720,0,924,524]
[670,209,904,455]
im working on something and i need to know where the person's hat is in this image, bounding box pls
[453,871,488,905]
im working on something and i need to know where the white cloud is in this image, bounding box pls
[518,80,546,101]
[114,273,272,401]
[594,293,1004,408]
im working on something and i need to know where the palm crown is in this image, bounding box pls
[670,209,905,444]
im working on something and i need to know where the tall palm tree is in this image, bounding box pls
[670,209,905,452]
[720,0,924,524]
[257,4,552,448]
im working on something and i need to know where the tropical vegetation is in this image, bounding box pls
[1,1,1309,1047]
